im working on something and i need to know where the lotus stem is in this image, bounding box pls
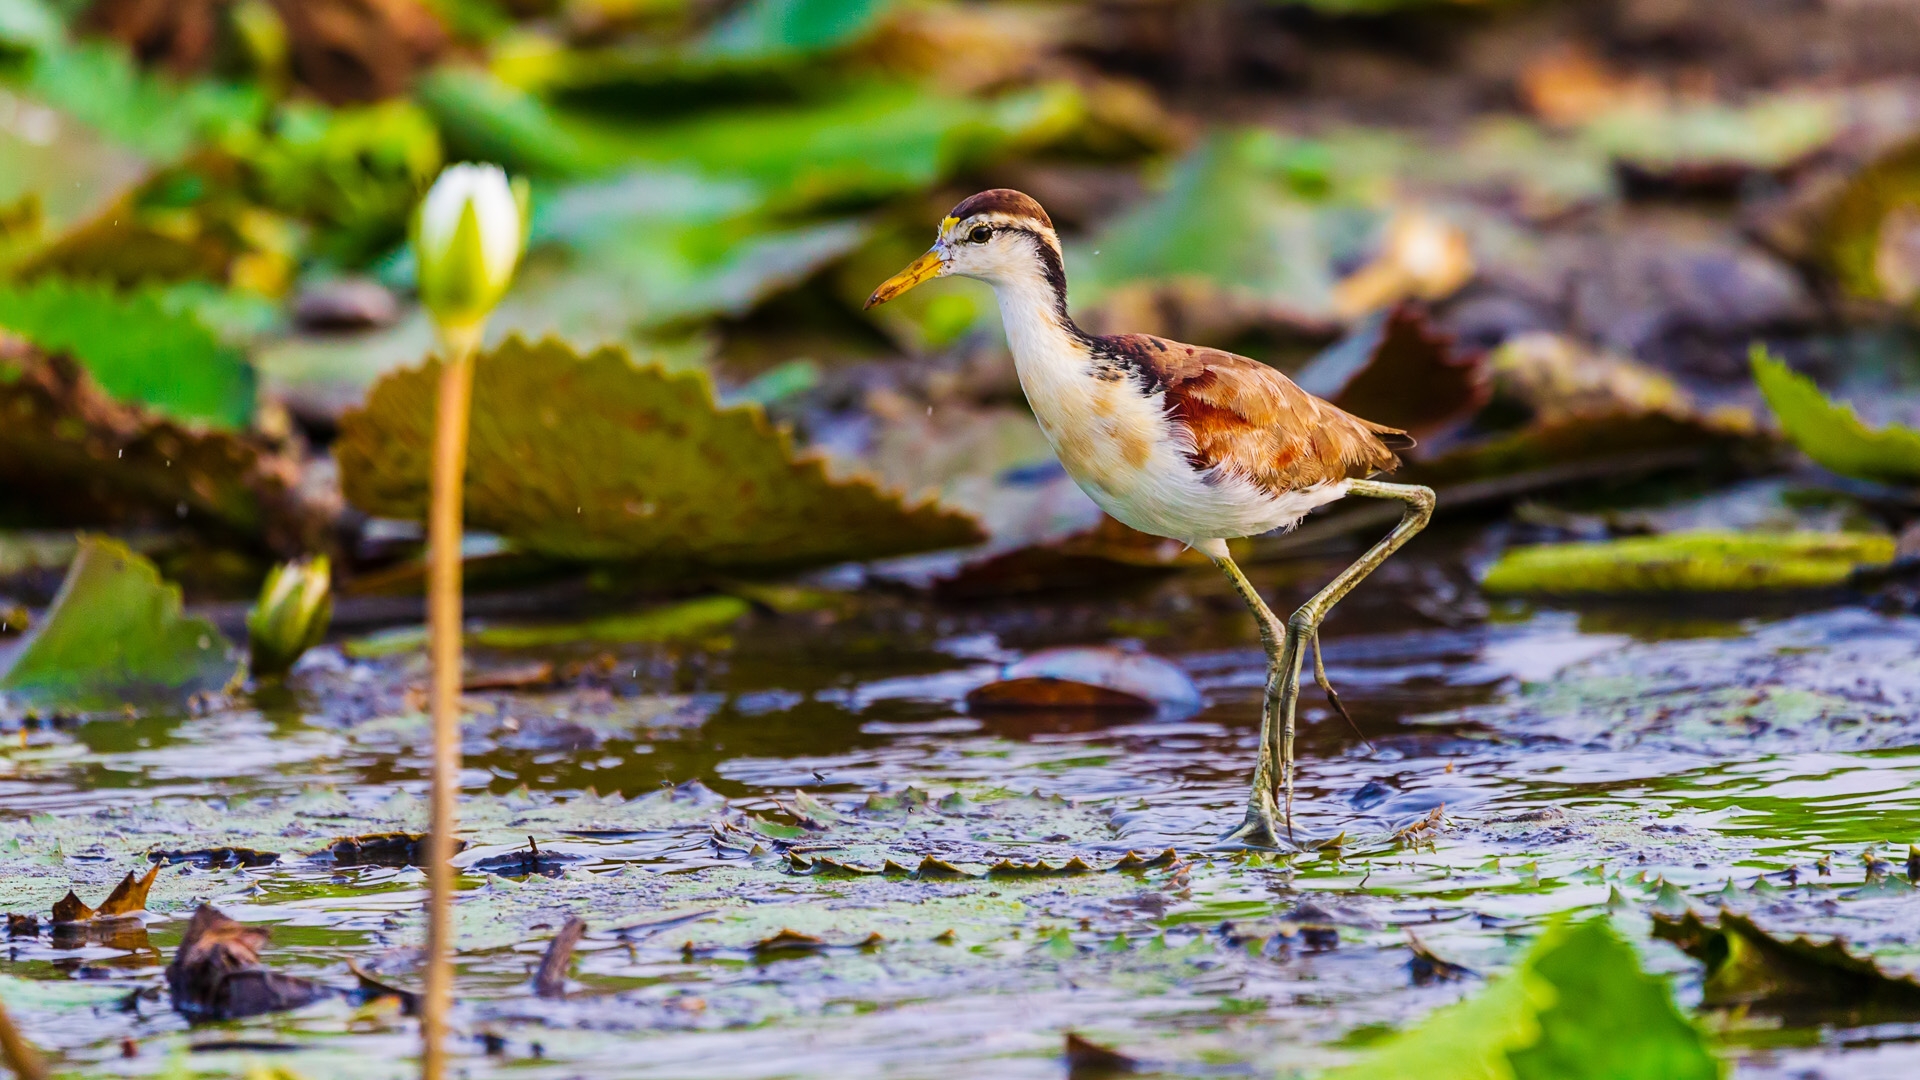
[422,320,482,1080]
[0,998,47,1080]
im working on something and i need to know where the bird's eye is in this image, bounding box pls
[968,225,993,244]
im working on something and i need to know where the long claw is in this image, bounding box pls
[1312,630,1372,751]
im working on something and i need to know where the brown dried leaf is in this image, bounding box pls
[1064,1032,1141,1078]
[269,0,446,105]
[0,335,330,555]
[327,832,463,867]
[50,863,160,924]
[1298,304,1491,441]
[531,917,586,1000]
[166,904,332,1020]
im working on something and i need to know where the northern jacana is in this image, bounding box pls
[867,190,1435,848]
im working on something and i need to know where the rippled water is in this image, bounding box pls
[4,548,1920,1079]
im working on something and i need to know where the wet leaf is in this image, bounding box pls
[1752,347,1920,486]
[327,832,458,867]
[1063,1032,1141,1078]
[472,596,750,649]
[148,848,279,869]
[1480,532,1895,596]
[531,916,586,999]
[1295,304,1490,439]
[1330,918,1718,1080]
[1,536,238,713]
[50,863,158,924]
[1587,92,1839,192]
[166,904,333,1020]
[0,279,255,430]
[1653,910,1920,1025]
[334,336,984,567]
[965,646,1202,716]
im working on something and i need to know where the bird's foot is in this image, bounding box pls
[1214,799,1297,852]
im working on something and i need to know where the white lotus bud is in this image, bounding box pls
[412,163,528,332]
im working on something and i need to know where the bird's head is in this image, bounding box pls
[866,189,1066,310]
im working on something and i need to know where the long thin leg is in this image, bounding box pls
[1219,480,1435,849]
[1210,550,1288,847]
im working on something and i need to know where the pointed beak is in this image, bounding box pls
[865,248,945,309]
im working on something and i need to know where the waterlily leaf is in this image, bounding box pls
[1585,92,1839,189]
[421,67,1080,207]
[1752,347,1920,486]
[20,41,266,161]
[0,337,321,550]
[1653,910,1920,1025]
[1817,135,1920,304]
[701,0,896,61]
[333,336,984,567]
[1479,532,1894,596]
[1330,918,1717,1080]
[965,646,1202,716]
[1075,128,1365,329]
[0,536,238,713]
[474,596,751,649]
[0,0,58,53]
[0,278,254,430]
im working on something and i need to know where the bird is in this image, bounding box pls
[866,189,1434,849]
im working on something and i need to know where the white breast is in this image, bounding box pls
[994,283,1347,546]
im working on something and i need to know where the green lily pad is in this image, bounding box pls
[18,41,265,162]
[1752,346,1920,486]
[333,336,984,567]
[1480,532,1895,596]
[701,0,897,61]
[471,595,751,649]
[1653,910,1920,1025]
[0,536,238,714]
[1074,128,1357,322]
[1329,918,1719,1080]
[0,278,256,430]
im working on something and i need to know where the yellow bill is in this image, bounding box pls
[865,248,945,309]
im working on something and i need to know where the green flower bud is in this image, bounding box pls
[411,163,527,333]
[247,555,332,679]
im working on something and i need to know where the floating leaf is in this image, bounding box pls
[0,279,255,429]
[166,904,333,1020]
[1329,918,1718,1080]
[1752,347,1920,486]
[1480,532,1894,596]
[966,646,1202,715]
[333,336,983,568]
[21,41,266,161]
[1653,910,1920,1025]
[701,0,896,61]
[1,536,238,713]
[50,863,159,924]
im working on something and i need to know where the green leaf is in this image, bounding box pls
[702,0,896,61]
[0,0,60,54]
[0,279,256,430]
[1751,346,1920,485]
[333,336,984,568]
[1328,918,1719,1080]
[1508,921,1721,1080]
[0,536,238,713]
[246,556,333,679]
[1479,532,1894,595]
[21,41,265,161]
[470,595,750,648]
[1074,128,1356,318]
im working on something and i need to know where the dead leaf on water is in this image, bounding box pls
[166,904,334,1021]
[1295,303,1490,441]
[1654,909,1920,1025]
[50,862,159,924]
[965,646,1202,716]
[531,916,587,999]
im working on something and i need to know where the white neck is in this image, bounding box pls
[987,269,1081,378]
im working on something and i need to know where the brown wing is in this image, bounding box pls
[1098,333,1411,493]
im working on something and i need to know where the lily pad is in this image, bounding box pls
[1479,532,1895,596]
[0,536,238,713]
[1653,910,1920,1025]
[0,278,255,430]
[1330,918,1718,1080]
[1752,346,1920,486]
[334,336,983,567]
[701,0,896,62]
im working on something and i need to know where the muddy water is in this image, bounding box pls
[4,544,1920,1079]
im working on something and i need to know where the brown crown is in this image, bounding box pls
[948,189,1053,230]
